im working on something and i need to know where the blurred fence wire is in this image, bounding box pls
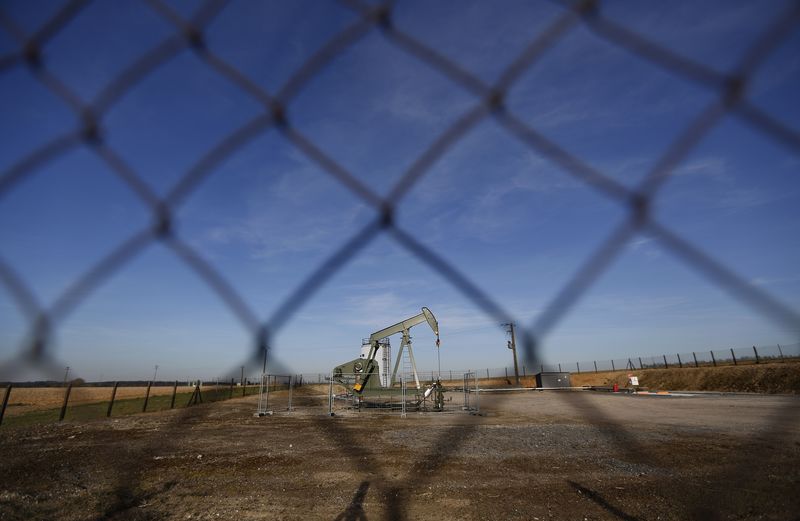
[0,0,799,519]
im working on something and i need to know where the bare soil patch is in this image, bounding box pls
[1,390,797,520]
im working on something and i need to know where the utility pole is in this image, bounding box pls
[63,366,70,385]
[503,323,520,385]
[153,365,159,382]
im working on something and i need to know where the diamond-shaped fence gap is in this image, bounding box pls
[0,66,79,174]
[52,242,254,381]
[202,0,358,95]
[173,129,377,326]
[652,119,800,311]
[504,22,719,188]
[102,48,265,196]
[288,30,476,197]
[0,147,151,305]
[396,116,628,325]
[268,231,513,376]
[391,0,565,86]
[597,1,790,74]
[34,0,175,103]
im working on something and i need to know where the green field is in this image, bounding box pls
[0,385,261,428]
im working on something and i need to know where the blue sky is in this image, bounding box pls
[1,0,798,381]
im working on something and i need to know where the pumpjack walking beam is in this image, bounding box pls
[355,307,440,393]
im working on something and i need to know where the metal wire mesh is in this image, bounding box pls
[1,0,799,519]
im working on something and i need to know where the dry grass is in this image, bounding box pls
[4,362,797,420]
[2,385,196,416]
[569,361,800,393]
[430,362,800,393]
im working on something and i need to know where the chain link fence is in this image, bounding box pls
[1,0,799,519]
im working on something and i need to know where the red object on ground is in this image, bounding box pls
[613,383,619,392]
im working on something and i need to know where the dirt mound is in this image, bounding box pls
[570,362,800,393]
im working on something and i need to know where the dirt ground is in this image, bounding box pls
[1,389,798,521]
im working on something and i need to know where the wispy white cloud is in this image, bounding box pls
[660,155,787,212]
[674,156,728,178]
[713,187,773,210]
[629,236,663,260]
[750,275,800,287]
[199,148,373,259]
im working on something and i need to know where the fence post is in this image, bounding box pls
[229,378,235,399]
[663,355,668,369]
[576,362,580,374]
[287,376,293,411]
[540,364,544,373]
[486,369,490,380]
[611,360,615,371]
[692,352,699,368]
[731,348,737,365]
[106,382,119,417]
[638,357,643,369]
[328,373,334,416]
[187,382,202,406]
[677,354,683,369]
[170,380,178,409]
[752,345,760,364]
[0,384,11,426]
[474,372,480,412]
[142,381,152,412]
[594,361,598,373]
[522,365,526,377]
[777,344,784,361]
[505,367,508,380]
[59,383,73,422]
[558,363,562,372]
[710,350,716,367]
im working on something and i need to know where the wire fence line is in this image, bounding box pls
[291,342,800,384]
[0,0,799,519]
[536,341,800,374]
[0,379,260,427]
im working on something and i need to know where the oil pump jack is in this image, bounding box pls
[333,307,440,394]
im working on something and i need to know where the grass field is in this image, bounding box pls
[2,386,195,415]
[3,362,798,429]
[0,385,261,428]
[472,360,800,393]
[569,360,800,393]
